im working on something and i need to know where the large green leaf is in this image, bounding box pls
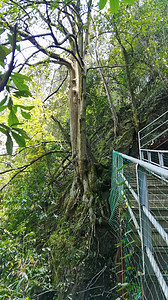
[12,105,17,113]
[11,131,26,147]
[11,72,31,82]
[12,77,29,91]
[6,133,13,155]
[0,105,7,112]
[98,0,108,10]
[16,105,34,111]
[0,126,6,134]
[110,0,119,13]
[13,127,30,140]
[8,109,19,126]
[0,96,8,107]
[21,110,31,119]
[14,90,32,98]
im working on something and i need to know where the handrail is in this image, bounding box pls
[138,111,168,151]
[140,148,168,170]
[140,119,168,142]
[141,149,168,153]
[141,127,168,149]
[138,111,168,134]
[113,151,168,178]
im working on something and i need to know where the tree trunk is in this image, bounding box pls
[114,24,139,133]
[67,59,95,213]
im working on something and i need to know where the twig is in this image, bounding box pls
[76,285,104,294]
[86,265,107,289]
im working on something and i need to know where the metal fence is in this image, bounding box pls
[109,150,168,299]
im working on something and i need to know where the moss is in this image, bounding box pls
[115,127,135,154]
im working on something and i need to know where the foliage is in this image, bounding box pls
[98,0,137,13]
[0,26,34,154]
[0,140,72,298]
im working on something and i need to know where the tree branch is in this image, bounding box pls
[51,115,71,145]
[0,149,70,192]
[1,17,72,70]
[87,64,132,72]
[0,23,17,92]
[43,71,68,102]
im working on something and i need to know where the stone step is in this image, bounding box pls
[148,194,168,200]
[153,248,168,271]
[130,205,168,217]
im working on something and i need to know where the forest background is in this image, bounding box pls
[0,0,168,299]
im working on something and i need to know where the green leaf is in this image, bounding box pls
[7,97,13,110]
[0,105,7,112]
[12,128,30,140]
[6,133,13,155]
[98,0,108,10]
[8,109,19,126]
[124,0,136,4]
[16,44,21,51]
[0,96,8,107]
[0,45,11,63]
[0,123,9,130]
[11,72,31,82]
[12,105,17,113]
[14,90,32,98]
[0,127,6,134]
[120,253,131,259]
[117,165,126,171]
[0,61,4,67]
[16,105,34,110]
[21,110,31,119]
[12,77,29,91]
[8,33,13,46]
[11,131,26,147]
[110,0,119,14]
[117,180,125,186]
[115,239,125,247]
[0,28,5,35]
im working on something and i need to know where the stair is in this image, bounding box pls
[123,164,168,299]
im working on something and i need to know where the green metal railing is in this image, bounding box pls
[109,150,168,299]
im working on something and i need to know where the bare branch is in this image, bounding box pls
[43,71,68,102]
[44,0,58,45]
[17,49,42,72]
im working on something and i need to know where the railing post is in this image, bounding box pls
[158,152,164,168]
[137,165,153,299]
